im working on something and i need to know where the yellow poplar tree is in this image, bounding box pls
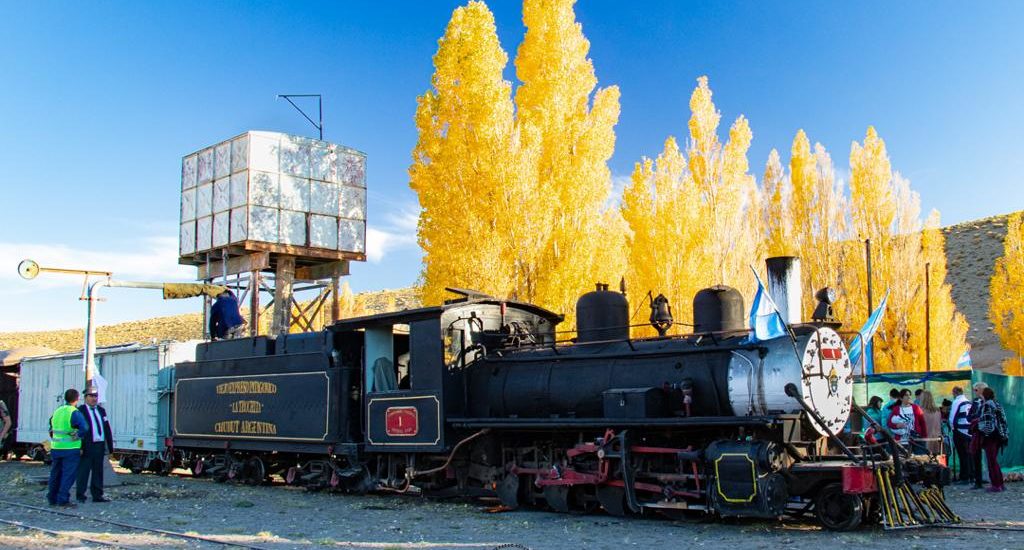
[798,140,847,313]
[842,127,968,372]
[622,137,704,335]
[921,212,970,371]
[991,212,1024,374]
[338,281,357,318]
[410,1,524,305]
[515,0,624,323]
[788,130,816,256]
[762,149,792,257]
[623,77,758,333]
[686,76,758,291]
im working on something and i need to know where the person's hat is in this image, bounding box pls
[84,386,99,396]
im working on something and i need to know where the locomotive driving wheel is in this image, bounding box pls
[543,485,571,513]
[814,483,863,531]
[496,473,521,509]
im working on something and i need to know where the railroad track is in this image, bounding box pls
[0,498,272,549]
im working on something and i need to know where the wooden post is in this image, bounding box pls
[331,275,340,322]
[925,262,931,372]
[272,256,295,335]
[250,270,261,337]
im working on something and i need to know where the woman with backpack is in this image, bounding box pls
[974,387,1009,493]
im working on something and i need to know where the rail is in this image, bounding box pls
[0,498,272,549]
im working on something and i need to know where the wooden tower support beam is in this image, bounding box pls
[272,256,296,335]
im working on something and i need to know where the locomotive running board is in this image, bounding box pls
[447,416,779,429]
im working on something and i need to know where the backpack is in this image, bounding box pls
[995,403,1010,446]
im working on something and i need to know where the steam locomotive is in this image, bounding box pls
[168,260,954,531]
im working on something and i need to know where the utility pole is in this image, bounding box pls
[925,262,931,372]
[865,239,874,372]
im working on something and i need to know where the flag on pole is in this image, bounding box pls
[848,290,889,375]
[955,350,972,370]
[748,275,787,342]
[90,370,109,405]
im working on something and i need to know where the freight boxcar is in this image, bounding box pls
[16,341,198,471]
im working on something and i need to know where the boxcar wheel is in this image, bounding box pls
[815,483,863,531]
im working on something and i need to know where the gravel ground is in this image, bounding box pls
[1,460,1022,549]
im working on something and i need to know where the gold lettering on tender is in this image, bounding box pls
[215,381,278,395]
[214,420,240,433]
[230,400,263,414]
[240,421,277,435]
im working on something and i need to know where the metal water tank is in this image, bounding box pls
[576,284,629,343]
[693,285,744,333]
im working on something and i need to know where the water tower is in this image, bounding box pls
[179,131,366,335]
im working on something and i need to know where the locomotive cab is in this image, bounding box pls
[329,292,561,454]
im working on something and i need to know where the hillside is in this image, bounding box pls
[0,288,420,353]
[942,211,1018,372]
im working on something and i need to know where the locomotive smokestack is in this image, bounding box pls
[765,257,802,324]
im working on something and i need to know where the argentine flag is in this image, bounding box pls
[748,278,787,342]
[955,350,972,370]
[848,291,889,375]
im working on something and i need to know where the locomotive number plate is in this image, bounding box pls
[385,407,419,437]
[820,348,842,360]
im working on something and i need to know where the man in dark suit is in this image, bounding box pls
[76,386,113,503]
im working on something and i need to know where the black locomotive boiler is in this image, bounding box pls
[170,266,954,531]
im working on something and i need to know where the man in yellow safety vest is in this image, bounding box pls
[46,388,89,507]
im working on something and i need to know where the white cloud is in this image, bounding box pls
[0,235,201,332]
[364,204,419,263]
[0,236,195,291]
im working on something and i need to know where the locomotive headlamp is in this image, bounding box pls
[815,287,837,305]
[649,293,673,336]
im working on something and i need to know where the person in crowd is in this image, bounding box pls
[209,290,246,340]
[76,386,114,503]
[861,396,889,447]
[884,388,901,412]
[941,398,954,457]
[47,389,89,507]
[887,389,928,453]
[919,390,942,454]
[967,381,988,489]
[974,387,1008,493]
[915,388,924,405]
[0,399,11,454]
[949,386,974,483]
[865,396,885,428]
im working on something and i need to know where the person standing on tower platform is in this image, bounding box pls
[210,289,246,340]
[47,389,88,507]
[76,386,113,503]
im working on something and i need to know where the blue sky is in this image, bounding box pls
[1,1,1022,332]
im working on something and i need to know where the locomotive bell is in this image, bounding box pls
[649,293,673,336]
